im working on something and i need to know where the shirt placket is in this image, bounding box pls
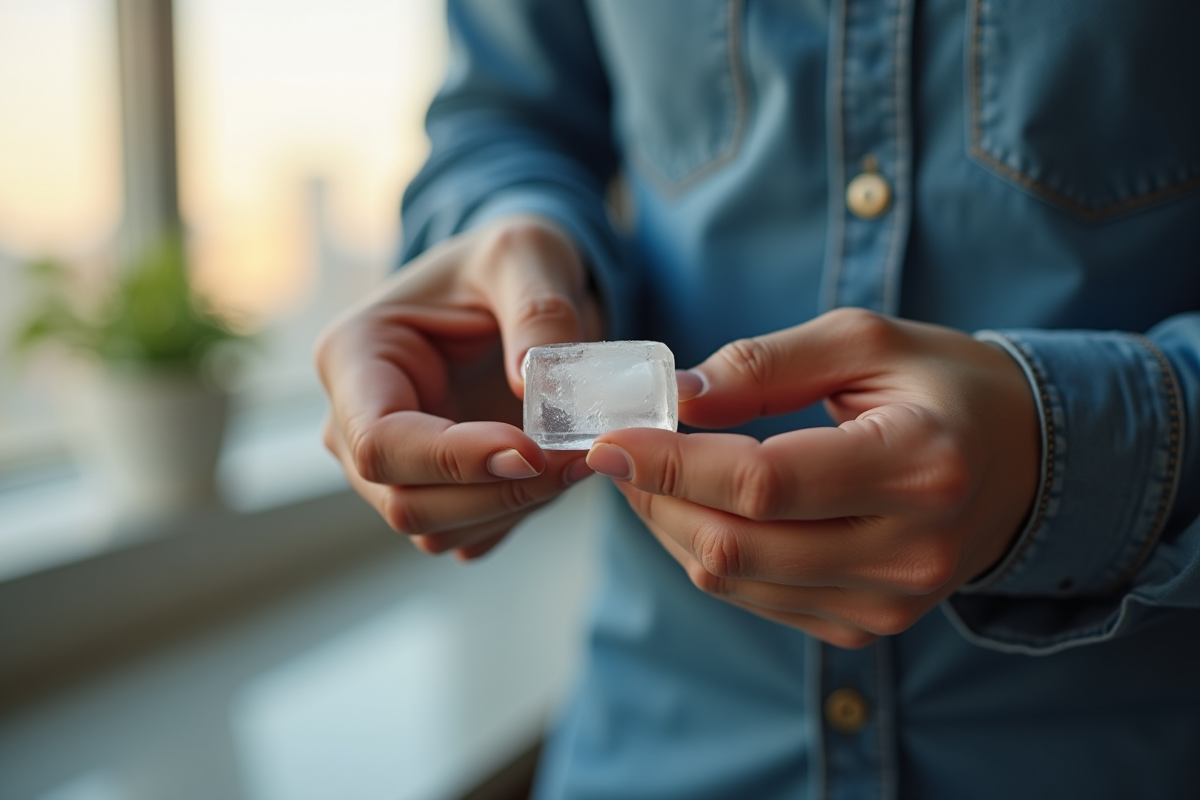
[811,0,910,798]
[820,0,914,316]
[808,636,898,800]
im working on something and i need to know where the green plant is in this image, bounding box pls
[13,236,243,371]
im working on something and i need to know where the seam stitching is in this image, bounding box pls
[983,337,1056,588]
[632,0,749,196]
[879,0,912,316]
[819,0,849,313]
[1103,334,1184,590]
[967,0,1200,222]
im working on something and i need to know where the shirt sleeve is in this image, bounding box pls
[941,311,1200,655]
[399,0,639,338]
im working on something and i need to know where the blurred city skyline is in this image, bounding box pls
[0,0,447,321]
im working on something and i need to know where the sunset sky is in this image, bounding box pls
[0,0,447,319]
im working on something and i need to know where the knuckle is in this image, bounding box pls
[828,628,879,649]
[732,457,782,521]
[657,440,684,497]
[349,422,387,483]
[321,419,338,455]
[894,546,960,595]
[484,218,560,256]
[432,439,467,484]
[513,293,579,330]
[312,323,342,377]
[382,490,426,535]
[921,443,972,512]
[412,534,452,555]
[694,521,742,579]
[827,307,895,351]
[717,337,776,387]
[499,474,543,511]
[860,603,922,637]
[622,484,653,518]
[688,564,728,596]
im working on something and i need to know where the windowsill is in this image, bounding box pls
[0,476,603,800]
[0,392,396,700]
[0,392,347,584]
[0,392,605,799]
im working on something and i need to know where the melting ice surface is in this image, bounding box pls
[523,341,678,450]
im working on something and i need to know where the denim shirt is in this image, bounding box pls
[401,1,1200,797]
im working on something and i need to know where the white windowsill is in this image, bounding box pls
[0,393,346,584]
[0,477,604,800]
[0,393,606,800]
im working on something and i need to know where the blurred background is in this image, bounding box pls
[0,2,600,798]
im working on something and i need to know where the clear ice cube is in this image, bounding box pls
[523,341,678,450]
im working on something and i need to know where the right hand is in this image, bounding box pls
[316,215,602,559]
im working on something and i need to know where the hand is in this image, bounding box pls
[316,216,601,559]
[586,309,1039,648]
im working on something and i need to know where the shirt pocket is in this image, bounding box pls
[589,0,748,192]
[968,0,1200,222]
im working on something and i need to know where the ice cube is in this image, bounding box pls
[523,341,678,450]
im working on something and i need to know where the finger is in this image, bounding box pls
[320,309,545,485]
[678,307,908,429]
[465,221,595,395]
[327,418,399,524]
[633,490,931,636]
[613,481,947,595]
[318,305,496,428]
[614,481,863,585]
[630,492,886,647]
[326,405,547,487]
[325,417,584,537]
[722,599,879,649]
[691,571,931,637]
[410,508,533,555]
[351,413,549,486]
[636,508,882,646]
[592,415,950,520]
[453,530,513,561]
[376,451,587,535]
[641,507,881,647]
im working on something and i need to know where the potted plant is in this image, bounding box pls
[13,235,245,519]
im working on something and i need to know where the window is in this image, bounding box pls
[0,0,448,574]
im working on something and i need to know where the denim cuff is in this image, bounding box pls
[941,328,1187,654]
[959,329,1183,599]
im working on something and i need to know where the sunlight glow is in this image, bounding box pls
[0,0,447,319]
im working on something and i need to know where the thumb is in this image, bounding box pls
[678,308,896,429]
[468,219,596,398]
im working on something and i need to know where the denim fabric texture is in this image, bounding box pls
[401,0,1200,797]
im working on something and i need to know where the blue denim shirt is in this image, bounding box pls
[402,1,1200,797]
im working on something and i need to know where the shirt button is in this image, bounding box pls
[824,687,870,734]
[846,171,891,219]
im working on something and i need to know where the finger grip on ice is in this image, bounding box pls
[523,341,678,450]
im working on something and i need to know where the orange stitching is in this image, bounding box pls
[633,0,750,195]
[967,0,1200,222]
[979,338,1057,589]
[1103,335,1184,590]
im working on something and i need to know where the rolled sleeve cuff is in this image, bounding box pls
[963,329,1182,596]
[945,328,1184,652]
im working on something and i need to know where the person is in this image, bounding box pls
[316,1,1200,797]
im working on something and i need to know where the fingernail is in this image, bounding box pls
[587,443,633,481]
[563,458,593,486]
[676,369,709,401]
[487,449,540,479]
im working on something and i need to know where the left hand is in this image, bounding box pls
[586,308,1040,648]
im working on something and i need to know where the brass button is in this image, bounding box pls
[846,171,891,219]
[824,687,870,734]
